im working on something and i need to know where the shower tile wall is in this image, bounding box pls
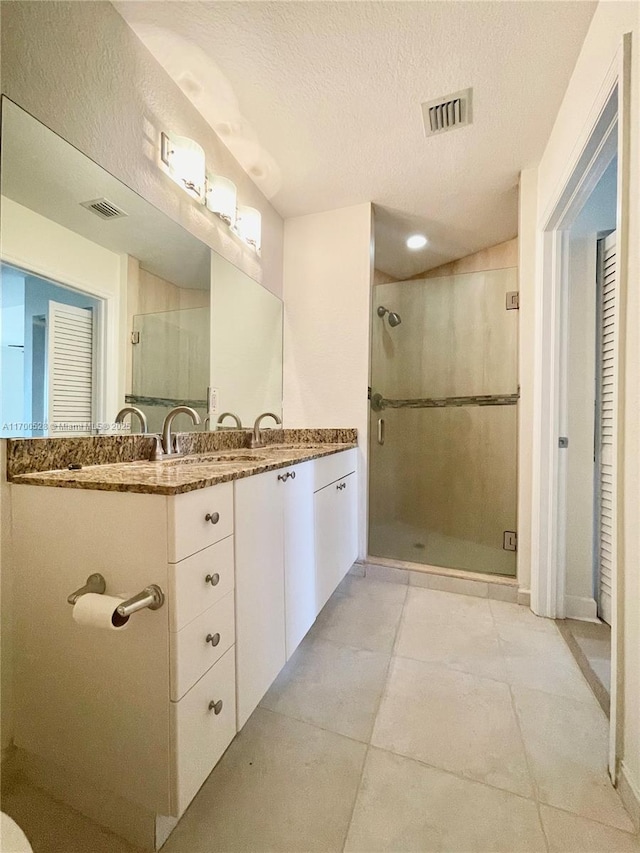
[369,268,518,576]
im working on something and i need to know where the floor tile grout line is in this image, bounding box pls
[341,581,409,852]
[390,649,608,708]
[256,705,373,749]
[505,677,550,852]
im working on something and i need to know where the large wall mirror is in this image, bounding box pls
[0,98,283,438]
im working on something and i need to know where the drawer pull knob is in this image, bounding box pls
[277,472,290,482]
[205,573,220,586]
[290,470,296,480]
[205,512,220,524]
[206,632,221,647]
[336,482,346,491]
[208,699,223,715]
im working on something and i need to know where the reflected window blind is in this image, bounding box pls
[47,301,94,433]
[597,231,617,626]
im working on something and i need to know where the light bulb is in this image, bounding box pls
[406,234,428,250]
[206,174,237,225]
[161,132,206,202]
[235,205,262,252]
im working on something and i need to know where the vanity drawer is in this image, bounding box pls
[314,448,357,492]
[170,591,235,701]
[171,645,236,816]
[169,535,234,632]
[168,482,234,562]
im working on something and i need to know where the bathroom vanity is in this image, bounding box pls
[9,439,357,849]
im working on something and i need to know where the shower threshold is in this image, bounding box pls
[364,554,518,588]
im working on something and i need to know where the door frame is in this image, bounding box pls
[530,35,631,779]
[0,255,116,430]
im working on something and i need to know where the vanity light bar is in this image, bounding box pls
[161,130,261,254]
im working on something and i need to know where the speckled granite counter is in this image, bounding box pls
[8,433,358,496]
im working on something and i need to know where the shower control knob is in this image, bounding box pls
[208,699,223,715]
[205,573,220,586]
[206,632,221,647]
[205,512,220,524]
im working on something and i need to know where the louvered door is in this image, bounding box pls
[47,301,95,435]
[596,232,617,626]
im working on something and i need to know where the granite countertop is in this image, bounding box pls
[10,442,357,496]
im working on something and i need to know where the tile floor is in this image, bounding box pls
[3,576,638,852]
[557,618,611,716]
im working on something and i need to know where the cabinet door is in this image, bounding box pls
[337,472,358,575]
[315,472,358,612]
[234,470,286,729]
[284,460,316,659]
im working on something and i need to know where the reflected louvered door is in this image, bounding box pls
[596,232,617,626]
[47,301,95,435]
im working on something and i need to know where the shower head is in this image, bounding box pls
[377,305,402,327]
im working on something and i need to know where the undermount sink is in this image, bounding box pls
[271,443,327,451]
[162,453,268,466]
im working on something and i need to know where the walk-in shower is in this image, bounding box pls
[369,267,518,577]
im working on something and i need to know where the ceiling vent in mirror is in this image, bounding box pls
[421,88,473,137]
[80,198,128,220]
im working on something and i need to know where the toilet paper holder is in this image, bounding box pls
[67,573,165,616]
[67,573,106,604]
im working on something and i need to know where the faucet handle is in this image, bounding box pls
[149,435,164,461]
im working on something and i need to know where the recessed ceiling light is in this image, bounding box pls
[406,234,427,250]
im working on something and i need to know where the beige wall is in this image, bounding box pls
[283,203,373,558]
[0,1,283,298]
[413,238,518,279]
[527,0,640,800]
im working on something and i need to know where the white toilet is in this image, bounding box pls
[0,813,33,853]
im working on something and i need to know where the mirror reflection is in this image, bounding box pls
[0,98,283,438]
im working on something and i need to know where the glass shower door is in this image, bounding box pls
[368,268,518,576]
[130,306,210,434]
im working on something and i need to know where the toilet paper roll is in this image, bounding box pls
[72,593,130,630]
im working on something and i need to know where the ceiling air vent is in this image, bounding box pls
[421,88,473,137]
[80,198,128,221]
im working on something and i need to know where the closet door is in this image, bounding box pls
[596,231,617,626]
[47,301,95,435]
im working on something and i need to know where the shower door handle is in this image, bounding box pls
[377,418,385,445]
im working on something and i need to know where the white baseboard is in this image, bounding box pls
[618,761,640,831]
[565,595,599,621]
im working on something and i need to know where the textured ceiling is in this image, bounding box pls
[114,1,596,278]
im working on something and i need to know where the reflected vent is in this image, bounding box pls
[421,88,473,137]
[80,197,128,220]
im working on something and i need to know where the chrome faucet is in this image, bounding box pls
[251,412,282,448]
[161,406,201,455]
[216,412,243,430]
[115,406,148,434]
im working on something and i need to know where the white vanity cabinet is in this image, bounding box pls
[10,446,357,848]
[234,451,358,728]
[11,480,238,828]
[234,468,287,729]
[314,449,358,610]
[167,483,237,816]
[283,460,316,659]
